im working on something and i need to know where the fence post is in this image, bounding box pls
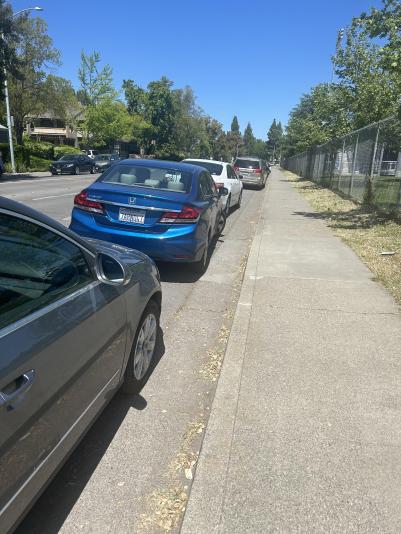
[349,132,359,198]
[337,137,346,192]
[396,150,401,210]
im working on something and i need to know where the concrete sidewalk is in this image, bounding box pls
[181,168,401,533]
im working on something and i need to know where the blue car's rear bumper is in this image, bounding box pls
[70,208,205,263]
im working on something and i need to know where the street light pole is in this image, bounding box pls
[2,6,43,174]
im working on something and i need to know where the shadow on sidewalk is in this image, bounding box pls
[293,208,396,230]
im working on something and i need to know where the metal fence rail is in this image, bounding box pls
[282,116,401,212]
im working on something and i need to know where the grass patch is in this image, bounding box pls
[283,170,401,305]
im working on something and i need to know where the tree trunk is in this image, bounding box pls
[15,118,24,145]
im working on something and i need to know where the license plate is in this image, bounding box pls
[118,207,145,224]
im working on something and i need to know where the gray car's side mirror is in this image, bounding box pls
[95,253,131,286]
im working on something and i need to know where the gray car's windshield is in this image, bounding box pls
[185,161,223,176]
[100,164,192,193]
[95,155,111,162]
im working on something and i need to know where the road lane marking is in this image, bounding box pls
[32,193,74,200]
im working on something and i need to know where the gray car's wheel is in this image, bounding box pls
[90,166,95,174]
[237,191,242,208]
[122,300,160,395]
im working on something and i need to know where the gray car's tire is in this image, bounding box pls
[237,191,242,208]
[90,166,95,174]
[122,300,160,395]
[74,165,80,175]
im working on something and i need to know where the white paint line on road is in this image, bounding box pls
[32,193,74,201]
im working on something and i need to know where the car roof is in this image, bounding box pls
[0,195,98,253]
[183,158,228,166]
[118,158,204,176]
[235,156,261,161]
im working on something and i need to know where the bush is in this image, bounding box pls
[54,145,81,159]
[23,140,55,160]
[29,156,51,172]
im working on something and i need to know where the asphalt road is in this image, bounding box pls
[1,172,265,533]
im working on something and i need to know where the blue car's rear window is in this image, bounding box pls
[99,164,192,193]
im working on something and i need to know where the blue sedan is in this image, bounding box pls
[70,159,227,272]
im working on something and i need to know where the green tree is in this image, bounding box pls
[284,83,353,156]
[334,25,399,127]
[267,119,284,161]
[0,0,22,100]
[242,122,256,155]
[8,15,60,143]
[84,98,135,148]
[230,115,240,135]
[357,0,401,88]
[123,79,147,115]
[145,76,176,151]
[78,51,115,106]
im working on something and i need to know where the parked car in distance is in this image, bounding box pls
[49,154,96,175]
[0,195,162,533]
[82,149,100,159]
[94,153,121,173]
[70,159,228,273]
[182,159,243,214]
[234,157,269,188]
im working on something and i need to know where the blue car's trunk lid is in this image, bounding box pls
[86,183,188,230]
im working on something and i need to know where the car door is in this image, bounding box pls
[198,172,218,236]
[77,155,87,172]
[227,165,240,202]
[0,211,127,528]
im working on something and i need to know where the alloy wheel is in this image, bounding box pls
[133,313,157,380]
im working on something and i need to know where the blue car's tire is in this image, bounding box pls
[193,235,210,274]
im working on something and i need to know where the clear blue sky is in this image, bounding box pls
[12,0,381,139]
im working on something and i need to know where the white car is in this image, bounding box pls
[183,159,243,213]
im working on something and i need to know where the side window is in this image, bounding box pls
[208,174,218,194]
[199,173,214,199]
[227,166,235,179]
[0,213,93,330]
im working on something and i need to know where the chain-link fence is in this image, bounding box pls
[283,116,401,212]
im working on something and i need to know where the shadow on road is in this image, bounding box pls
[157,232,224,284]
[15,328,166,534]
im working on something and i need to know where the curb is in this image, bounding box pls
[180,189,265,533]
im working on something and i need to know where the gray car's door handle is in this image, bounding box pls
[0,370,36,407]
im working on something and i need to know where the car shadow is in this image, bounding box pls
[15,328,166,534]
[157,232,222,284]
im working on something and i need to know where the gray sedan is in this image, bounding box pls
[0,196,162,533]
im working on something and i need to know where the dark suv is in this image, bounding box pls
[233,157,268,189]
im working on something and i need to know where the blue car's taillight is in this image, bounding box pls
[159,205,201,224]
[74,190,105,215]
